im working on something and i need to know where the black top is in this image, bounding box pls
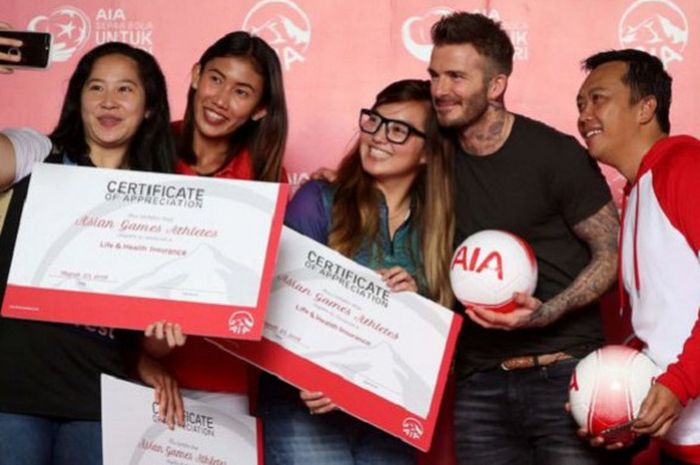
[453,114,611,377]
[0,155,139,420]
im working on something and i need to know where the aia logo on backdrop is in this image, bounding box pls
[619,0,689,67]
[243,0,311,71]
[402,6,529,62]
[27,6,91,63]
[93,8,155,53]
[473,9,529,61]
[402,7,453,62]
[27,6,156,62]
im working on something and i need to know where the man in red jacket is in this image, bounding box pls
[577,49,700,465]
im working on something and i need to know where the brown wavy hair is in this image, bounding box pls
[329,79,455,307]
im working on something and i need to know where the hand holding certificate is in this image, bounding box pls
[101,375,260,465]
[209,227,463,451]
[1,163,287,339]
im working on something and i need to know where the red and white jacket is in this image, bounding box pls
[621,135,700,462]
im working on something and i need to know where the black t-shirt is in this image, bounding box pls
[0,156,139,420]
[453,114,611,377]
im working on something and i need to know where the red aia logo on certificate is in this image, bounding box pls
[228,311,255,336]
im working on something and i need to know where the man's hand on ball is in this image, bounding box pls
[466,305,533,330]
[633,383,682,437]
[565,402,629,450]
[465,293,542,330]
[576,427,627,450]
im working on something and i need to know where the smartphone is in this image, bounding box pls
[0,30,52,69]
[600,419,636,445]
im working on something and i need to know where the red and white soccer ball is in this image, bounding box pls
[568,345,660,445]
[449,229,538,312]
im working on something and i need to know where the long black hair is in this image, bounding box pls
[50,42,175,173]
[178,31,287,181]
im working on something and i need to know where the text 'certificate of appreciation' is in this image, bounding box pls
[208,227,463,451]
[101,375,261,465]
[2,163,287,339]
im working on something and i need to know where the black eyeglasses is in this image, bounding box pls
[358,108,426,144]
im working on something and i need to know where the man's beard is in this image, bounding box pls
[435,91,489,130]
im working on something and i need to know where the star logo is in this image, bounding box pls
[28,6,91,63]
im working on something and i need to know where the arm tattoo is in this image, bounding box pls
[527,201,619,327]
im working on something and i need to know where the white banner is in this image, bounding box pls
[101,375,260,465]
[210,227,462,450]
[3,163,287,339]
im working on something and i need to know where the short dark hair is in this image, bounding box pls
[179,31,288,182]
[583,49,672,133]
[431,12,514,76]
[50,42,175,173]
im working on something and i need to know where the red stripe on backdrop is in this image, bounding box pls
[1,1,698,194]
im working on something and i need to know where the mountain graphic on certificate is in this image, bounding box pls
[113,244,261,304]
[45,244,261,305]
[305,341,432,416]
[51,275,92,290]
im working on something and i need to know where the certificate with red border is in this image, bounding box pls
[101,375,262,465]
[208,227,463,451]
[1,163,287,339]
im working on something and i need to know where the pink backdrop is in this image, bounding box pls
[1,0,698,205]
[1,2,696,463]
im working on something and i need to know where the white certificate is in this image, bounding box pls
[209,227,462,451]
[101,375,260,465]
[2,163,287,339]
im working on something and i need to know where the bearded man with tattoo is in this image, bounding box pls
[428,12,624,465]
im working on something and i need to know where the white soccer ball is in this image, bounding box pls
[449,229,537,312]
[568,345,660,444]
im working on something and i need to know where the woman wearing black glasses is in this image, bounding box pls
[259,79,455,465]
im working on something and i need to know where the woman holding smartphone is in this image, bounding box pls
[3,31,286,191]
[2,31,288,414]
[0,42,179,465]
[0,22,22,74]
[259,79,454,465]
